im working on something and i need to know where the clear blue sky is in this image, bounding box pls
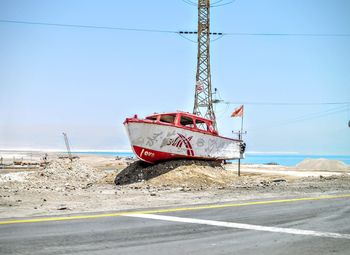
[0,0,349,154]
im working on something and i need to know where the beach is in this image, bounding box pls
[0,150,349,219]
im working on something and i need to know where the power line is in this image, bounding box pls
[0,19,178,34]
[247,105,348,131]
[181,0,236,8]
[179,32,224,43]
[225,32,350,37]
[181,0,197,6]
[221,101,350,106]
[211,0,236,8]
[1,19,350,38]
[272,105,348,124]
[178,33,197,43]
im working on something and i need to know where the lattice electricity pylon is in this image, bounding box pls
[193,0,217,130]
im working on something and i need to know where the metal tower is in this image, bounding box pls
[193,0,216,129]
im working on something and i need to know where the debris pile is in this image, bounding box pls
[24,159,104,190]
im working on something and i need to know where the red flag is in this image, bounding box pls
[231,105,244,117]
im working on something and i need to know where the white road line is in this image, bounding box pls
[125,214,350,240]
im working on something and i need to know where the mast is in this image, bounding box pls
[193,0,216,129]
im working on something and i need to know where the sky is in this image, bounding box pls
[0,0,349,154]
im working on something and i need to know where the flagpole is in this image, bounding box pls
[241,106,244,134]
[231,105,244,177]
[238,144,241,176]
[238,106,244,177]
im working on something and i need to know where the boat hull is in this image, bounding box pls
[125,121,244,164]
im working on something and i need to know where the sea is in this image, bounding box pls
[75,151,350,166]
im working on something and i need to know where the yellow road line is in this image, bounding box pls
[1,193,350,225]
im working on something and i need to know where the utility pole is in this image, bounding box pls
[193,0,217,130]
[62,132,73,162]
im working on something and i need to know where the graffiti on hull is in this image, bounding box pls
[165,133,194,156]
[128,122,241,159]
[146,132,163,147]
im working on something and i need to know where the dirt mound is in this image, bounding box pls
[25,159,104,189]
[296,158,350,171]
[115,159,237,188]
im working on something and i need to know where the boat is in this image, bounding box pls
[124,111,245,164]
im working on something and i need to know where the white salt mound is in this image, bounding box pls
[296,158,350,171]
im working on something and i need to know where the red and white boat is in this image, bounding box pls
[124,111,245,164]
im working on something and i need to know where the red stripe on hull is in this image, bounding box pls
[132,145,209,164]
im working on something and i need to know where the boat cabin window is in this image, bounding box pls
[146,116,157,121]
[159,114,176,124]
[195,119,207,131]
[180,115,195,128]
[195,119,211,132]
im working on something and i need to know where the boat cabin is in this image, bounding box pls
[143,112,218,135]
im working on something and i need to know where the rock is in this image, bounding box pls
[180,187,192,192]
[83,183,93,189]
[260,180,270,186]
[272,179,286,183]
[57,205,68,210]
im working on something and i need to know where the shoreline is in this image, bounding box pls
[1,150,350,167]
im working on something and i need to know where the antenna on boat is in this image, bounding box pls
[193,0,217,130]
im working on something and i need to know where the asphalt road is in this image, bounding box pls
[0,194,350,255]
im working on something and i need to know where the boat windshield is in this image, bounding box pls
[146,116,157,121]
[195,119,208,131]
[180,115,195,128]
[159,114,176,124]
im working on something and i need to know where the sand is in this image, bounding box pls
[0,152,349,218]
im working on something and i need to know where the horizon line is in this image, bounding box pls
[0,148,349,156]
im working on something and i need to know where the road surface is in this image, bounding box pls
[1,194,350,254]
